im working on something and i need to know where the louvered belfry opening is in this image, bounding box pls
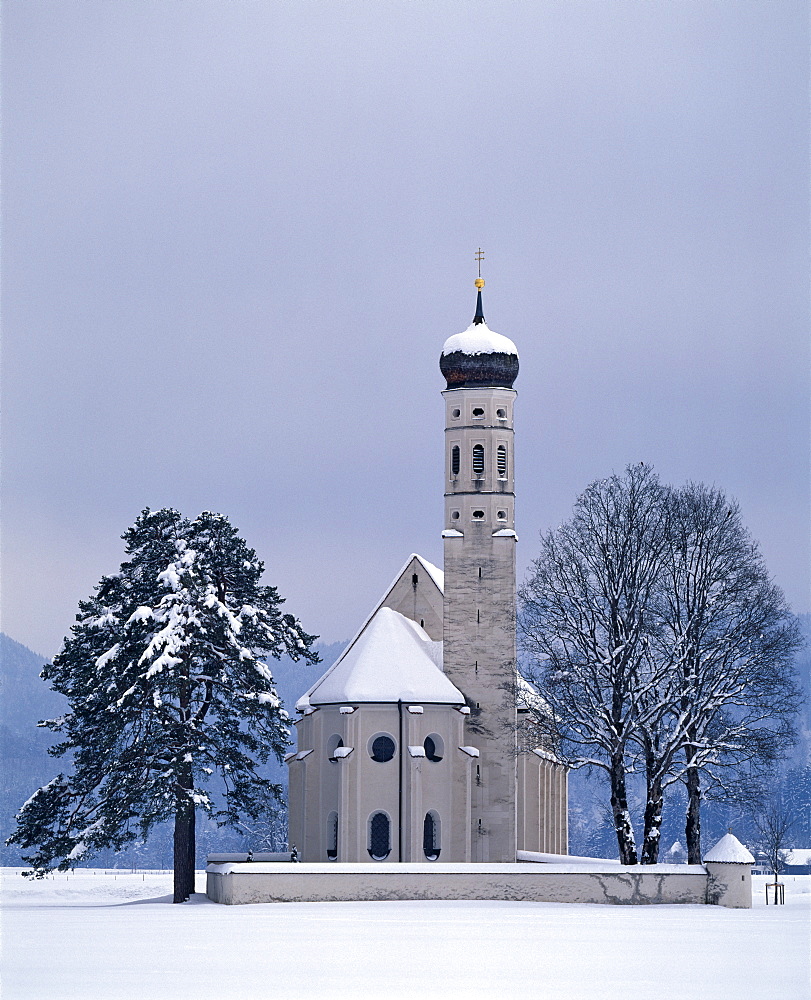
[472,444,485,476]
[497,444,507,478]
[451,445,460,476]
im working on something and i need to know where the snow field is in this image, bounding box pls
[2,871,808,1000]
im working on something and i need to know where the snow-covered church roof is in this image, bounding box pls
[302,606,465,708]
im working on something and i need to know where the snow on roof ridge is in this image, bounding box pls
[703,833,754,864]
[412,553,444,593]
[441,322,518,359]
[296,553,444,711]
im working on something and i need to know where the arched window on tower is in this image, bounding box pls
[423,811,441,860]
[368,812,391,861]
[451,446,460,477]
[472,444,485,477]
[497,445,507,479]
[326,811,338,860]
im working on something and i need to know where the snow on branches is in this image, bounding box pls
[519,467,802,865]
[8,507,319,901]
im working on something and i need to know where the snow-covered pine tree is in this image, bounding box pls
[8,508,318,902]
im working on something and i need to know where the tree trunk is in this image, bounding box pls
[173,769,196,903]
[684,759,701,864]
[610,754,638,865]
[641,771,663,864]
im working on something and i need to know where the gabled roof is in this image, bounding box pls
[304,606,464,707]
[296,552,443,711]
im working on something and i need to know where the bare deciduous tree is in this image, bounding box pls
[520,469,802,865]
[654,483,800,862]
[754,796,795,885]
[519,464,669,864]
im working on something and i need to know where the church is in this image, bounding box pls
[286,276,568,864]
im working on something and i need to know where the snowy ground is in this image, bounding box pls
[2,869,808,999]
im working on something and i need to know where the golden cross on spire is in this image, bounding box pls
[475,248,485,288]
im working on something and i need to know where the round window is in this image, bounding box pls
[451,511,460,520]
[369,734,396,762]
[452,408,461,418]
[497,510,507,520]
[496,408,507,419]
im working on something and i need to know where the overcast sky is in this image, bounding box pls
[3,1,808,659]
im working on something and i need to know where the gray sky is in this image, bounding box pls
[3,1,809,659]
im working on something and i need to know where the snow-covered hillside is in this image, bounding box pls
[2,870,808,999]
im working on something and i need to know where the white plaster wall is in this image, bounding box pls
[705,861,752,908]
[380,555,444,641]
[206,862,722,907]
[288,702,472,862]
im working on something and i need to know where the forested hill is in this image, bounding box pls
[0,632,345,864]
[0,635,68,864]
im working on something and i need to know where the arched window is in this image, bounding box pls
[472,445,485,476]
[497,445,507,478]
[327,735,344,763]
[451,446,460,476]
[368,812,391,860]
[423,811,441,860]
[424,734,444,762]
[326,811,338,860]
[369,734,396,763]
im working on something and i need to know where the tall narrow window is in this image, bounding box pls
[423,811,441,860]
[327,735,344,763]
[497,445,507,478]
[326,812,338,860]
[451,446,460,476]
[472,445,485,476]
[368,812,391,861]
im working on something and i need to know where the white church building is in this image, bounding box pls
[286,280,568,864]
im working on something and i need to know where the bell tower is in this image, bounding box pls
[439,260,519,862]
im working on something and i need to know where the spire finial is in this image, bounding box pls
[473,248,485,324]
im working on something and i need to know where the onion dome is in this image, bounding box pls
[440,280,519,389]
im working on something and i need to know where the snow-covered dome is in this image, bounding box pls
[441,323,519,359]
[440,290,519,389]
[703,833,754,864]
[304,607,465,707]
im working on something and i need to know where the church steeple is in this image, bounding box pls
[473,286,485,325]
[473,248,486,324]
[440,259,519,862]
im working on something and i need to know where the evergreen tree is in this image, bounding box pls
[8,508,318,901]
